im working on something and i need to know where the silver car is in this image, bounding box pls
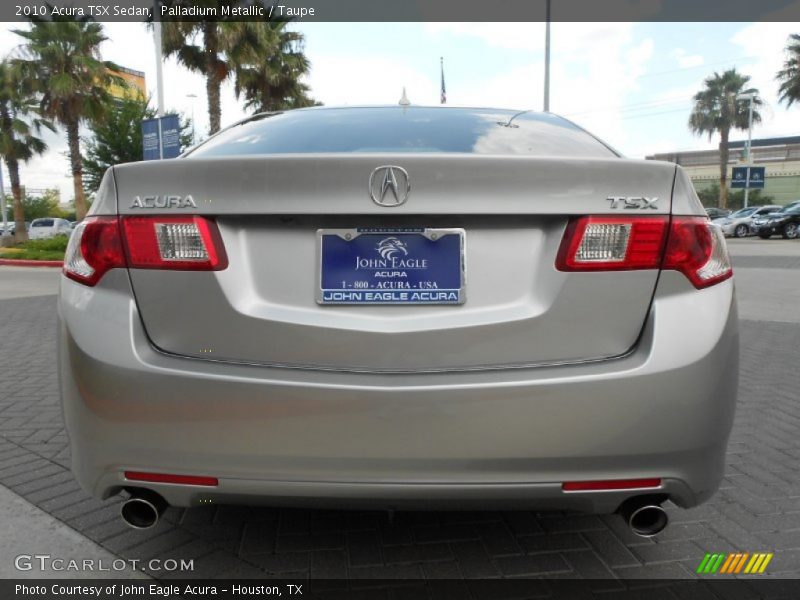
[58,107,738,537]
[714,205,781,238]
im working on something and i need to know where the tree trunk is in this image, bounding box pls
[718,129,730,209]
[204,22,221,134]
[66,118,87,221]
[5,156,28,243]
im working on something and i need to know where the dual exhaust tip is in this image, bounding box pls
[121,490,668,537]
[619,498,669,537]
[120,489,168,529]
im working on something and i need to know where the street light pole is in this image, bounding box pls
[543,0,551,112]
[187,93,197,145]
[153,1,166,159]
[736,92,755,208]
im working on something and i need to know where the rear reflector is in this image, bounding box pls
[556,215,732,289]
[64,215,228,286]
[562,478,662,492]
[124,471,219,487]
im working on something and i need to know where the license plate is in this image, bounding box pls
[317,228,465,305]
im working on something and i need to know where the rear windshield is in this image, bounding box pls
[32,219,53,227]
[187,107,617,159]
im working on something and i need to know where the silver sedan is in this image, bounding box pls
[714,205,782,237]
[58,107,738,538]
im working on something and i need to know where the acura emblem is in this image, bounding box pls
[369,166,410,207]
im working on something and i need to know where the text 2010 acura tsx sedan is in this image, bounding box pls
[58,107,738,536]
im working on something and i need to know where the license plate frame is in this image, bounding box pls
[316,228,466,305]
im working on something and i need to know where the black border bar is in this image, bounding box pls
[4,0,800,22]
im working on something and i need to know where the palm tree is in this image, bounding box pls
[160,11,268,134]
[689,69,762,209]
[13,17,120,221]
[233,22,317,113]
[777,33,800,107]
[0,60,54,242]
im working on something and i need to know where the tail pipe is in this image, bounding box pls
[618,497,669,537]
[121,489,168,529]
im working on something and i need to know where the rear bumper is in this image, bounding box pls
[58,270,738,512]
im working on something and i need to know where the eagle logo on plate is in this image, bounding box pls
[376,236,409,260]
[369,166,411,207]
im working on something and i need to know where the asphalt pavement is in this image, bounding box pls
[0,238,798,582]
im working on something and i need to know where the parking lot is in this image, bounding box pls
[0,238,798,581]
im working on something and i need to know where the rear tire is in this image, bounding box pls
[734,224,748,238]
[783,223,799,239]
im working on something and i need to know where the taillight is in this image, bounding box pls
[63,217,125,286]
[663,217,732,289]
[556,216,668,271]
[556,215,732,289]
[121,216,227,270]
[64,216,227,287]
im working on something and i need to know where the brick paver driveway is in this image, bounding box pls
[0,239,798,582]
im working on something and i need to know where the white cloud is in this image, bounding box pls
[307,55,438,106]
[670,48,705,68]
[425,23,546,53]
[731,22,800,140]
[423,22,657,153]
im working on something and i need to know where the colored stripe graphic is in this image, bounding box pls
[698,552,774,575]
[744,554,761,574]
[758,553,773,573]
[711,553,726,573]
[696,554,713,574]
[720,553,737,574]
[734,553,749,573]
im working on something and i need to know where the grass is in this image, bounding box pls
[0,235,68,261]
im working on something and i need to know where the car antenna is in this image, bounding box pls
[398,87,411,106]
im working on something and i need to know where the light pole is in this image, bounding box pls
[543,0,551,112]
[153,0,165,159]
[736,92,756,208]
[187,93,198,145]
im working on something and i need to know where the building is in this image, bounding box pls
[647,136,800,205]
[106,65,146,101]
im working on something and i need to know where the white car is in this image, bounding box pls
[28,217,72,239]
[713,205,781,238]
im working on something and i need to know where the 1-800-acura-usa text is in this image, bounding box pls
[58,107,738,535]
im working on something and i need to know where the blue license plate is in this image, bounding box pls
[317,228,465,305]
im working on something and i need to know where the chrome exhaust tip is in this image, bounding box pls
[619,500,669,537]
[120,490,167,529]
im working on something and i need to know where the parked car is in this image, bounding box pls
[713,205,782,238]
[59,106,738,537]
[28,217,72,239]
[780,199,800,212]
[0,221,30,236]
[705,207,731,219]
[753,204,800,239]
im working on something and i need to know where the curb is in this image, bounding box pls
[0,258,63,268]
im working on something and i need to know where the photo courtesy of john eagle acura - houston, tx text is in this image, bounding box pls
[58,106,738,537]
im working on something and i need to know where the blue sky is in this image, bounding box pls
[1,21,798,201]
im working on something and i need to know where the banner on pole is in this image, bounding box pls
[142,115,181,160]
